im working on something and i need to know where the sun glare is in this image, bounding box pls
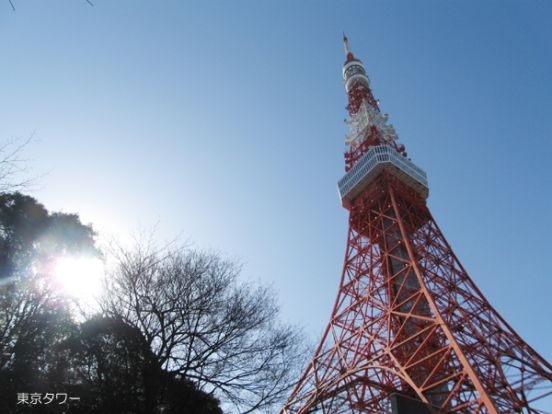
[53,256,105,307]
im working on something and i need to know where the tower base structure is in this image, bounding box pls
[391,394,434,414]
[281,174,552,414]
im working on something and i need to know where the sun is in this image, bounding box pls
[53,255,105,307]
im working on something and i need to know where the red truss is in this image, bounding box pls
[281,175,552,414]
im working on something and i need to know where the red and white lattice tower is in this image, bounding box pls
[281,36,552,414]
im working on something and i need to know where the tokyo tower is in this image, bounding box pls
[281,36,552,414]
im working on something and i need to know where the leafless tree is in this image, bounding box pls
[102,241,307,413]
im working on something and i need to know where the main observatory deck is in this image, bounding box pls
[338,145,429,206]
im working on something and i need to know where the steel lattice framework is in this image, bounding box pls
[280,36,552,414]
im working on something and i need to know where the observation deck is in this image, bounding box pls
[338,145,429,206]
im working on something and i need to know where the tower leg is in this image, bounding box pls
[281,177,552,414]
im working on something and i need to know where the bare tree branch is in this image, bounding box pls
[0,133,38,193]
[7,1,94,9]
[102,242,308,413]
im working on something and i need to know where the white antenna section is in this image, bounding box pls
[345,102,398,146]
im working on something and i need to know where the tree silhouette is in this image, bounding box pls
[60,315,222,414]
[0,195,225,413]
[0,194,304,413]
[0,193,96,412]
[103,243,306,413]
[0,192,96,279]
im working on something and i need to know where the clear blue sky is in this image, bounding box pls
[1,0,550,372]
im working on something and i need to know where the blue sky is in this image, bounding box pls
[1,0,550,375]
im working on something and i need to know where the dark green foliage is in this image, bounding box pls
[0,311,222,413]
[0,273,77,412]
[0,192,96,413]
[61,316,222,414]
[163,375,223,414]
[0,192,96,278]
[61,316,152,413]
